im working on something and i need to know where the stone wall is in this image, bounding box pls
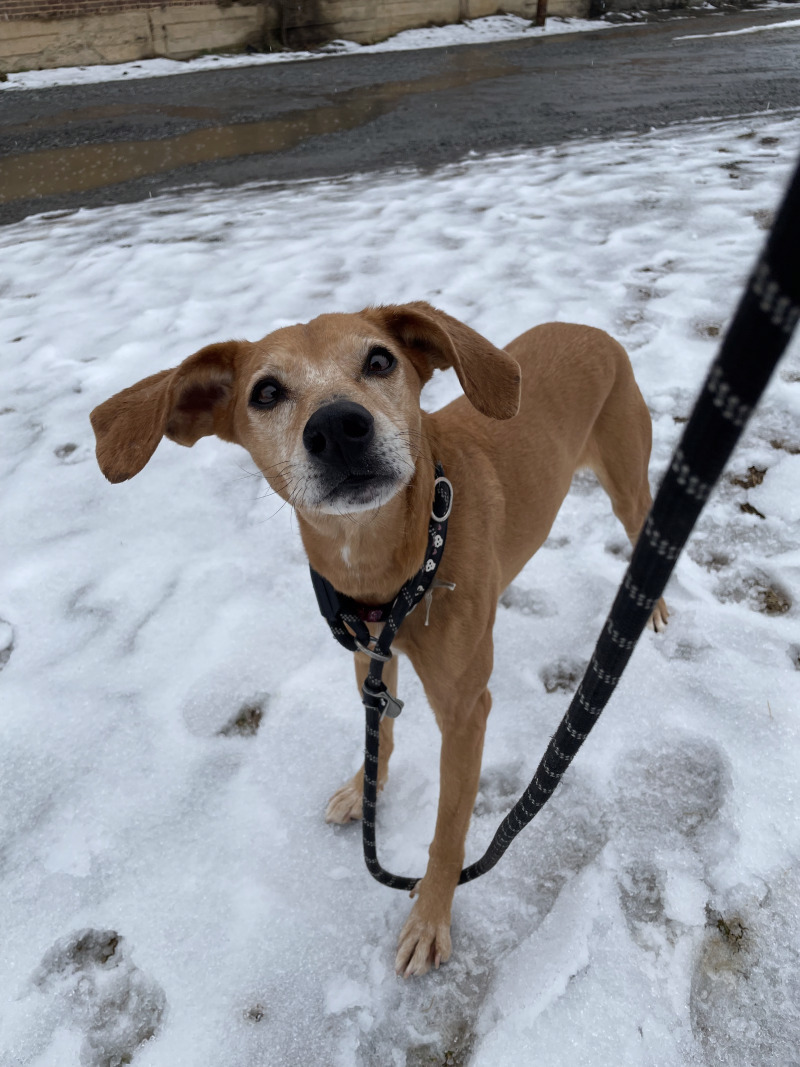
[0,0,590,74]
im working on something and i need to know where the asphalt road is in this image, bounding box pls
[1,6,799,225]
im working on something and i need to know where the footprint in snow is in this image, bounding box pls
[500,776,610,928]
[611,733,732,929]
[539,658,585,694]
[0,618,14,670]
[32,928,166,1067]
[715,570,792,616]
[54,442,83,464]
[691,867,800,1065]
[498,584,557,618]
[474,762,527,817]
[613,733,730,846]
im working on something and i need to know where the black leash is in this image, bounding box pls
[311,467,454,889]
[311,466,454,725]
[313,152,800,892]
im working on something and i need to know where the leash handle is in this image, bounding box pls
[362,149,800,891]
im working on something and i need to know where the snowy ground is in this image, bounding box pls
[674,14,800,37]
[1,110,799,1066]
[0,13,616,92]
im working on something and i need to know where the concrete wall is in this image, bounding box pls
[0,0,590,74]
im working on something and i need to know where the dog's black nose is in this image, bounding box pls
[303,401,375,470]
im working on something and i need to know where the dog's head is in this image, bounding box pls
[90,302,521,514]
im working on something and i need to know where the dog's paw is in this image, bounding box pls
[325,779,363,824]
[648,597,669,632]
[395,905,452,978]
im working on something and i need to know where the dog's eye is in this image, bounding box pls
[249,377,284,409]
[364,346,396,376]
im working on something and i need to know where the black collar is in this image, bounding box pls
[309,462,453,657]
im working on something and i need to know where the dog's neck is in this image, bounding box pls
[296,455,436,605]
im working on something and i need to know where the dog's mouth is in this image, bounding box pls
[294,426,416,515]
[328,468,395,498]
[315,466,403,513]
[339,471,376,486]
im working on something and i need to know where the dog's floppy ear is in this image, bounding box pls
[366,302,521,420]
[90,341,242,483]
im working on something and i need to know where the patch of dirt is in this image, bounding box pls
[770,437,800,454]
[757,584,791,616]
[739,502,766,520]
[696,321,722,339]
[219,700,265,736]
[687,543,733,572]
[717,572,791,616]
[407,1021,475,1066]
[730,466,766,489]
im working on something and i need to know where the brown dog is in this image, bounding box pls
[90,303,667,978]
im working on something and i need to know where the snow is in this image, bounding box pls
[1,109,800,1065]
[675,16,800,38]
[0,13,616,92]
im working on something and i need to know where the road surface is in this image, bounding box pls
[1,6,798,224]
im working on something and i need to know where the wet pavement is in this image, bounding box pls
[1,6,798,224]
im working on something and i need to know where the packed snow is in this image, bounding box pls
[0,13,616,92]
[675,15,800,38]
[1,110,799,1066]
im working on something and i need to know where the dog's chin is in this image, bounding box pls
[314,472,405,515]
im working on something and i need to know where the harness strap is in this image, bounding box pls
[310,463,453,663]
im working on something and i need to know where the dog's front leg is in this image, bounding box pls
[326,653,397,824]
[395,676,491,978]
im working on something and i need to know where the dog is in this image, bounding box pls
[90,302,667,978]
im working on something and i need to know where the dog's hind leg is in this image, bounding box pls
[582,349,669,632]
[325,653,397,824]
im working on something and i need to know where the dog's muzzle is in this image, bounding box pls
[303,400,375,474]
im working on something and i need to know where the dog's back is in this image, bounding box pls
[432,322,651,588]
